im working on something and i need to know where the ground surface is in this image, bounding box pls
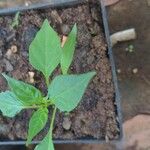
[0,0,149,149]
[0,0,119,145]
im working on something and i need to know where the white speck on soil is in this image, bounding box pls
[62,117,72,130]
[133,68,138,74]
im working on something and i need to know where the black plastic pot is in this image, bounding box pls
[0,0,85,15]
[0,0,122,145]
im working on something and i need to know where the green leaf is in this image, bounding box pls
[11,11,20,28]
[0,91,24,117]
[26,108,48,145]
[48,72,96,112]
[29,19,62,81]
[34,132,54,150]
[61,24,77,74]
[2,73,42,105]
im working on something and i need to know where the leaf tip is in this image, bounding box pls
[89,71,96,77]
[43,18,49,24]
[72,23,77,34]
[1,73,8,80]
[73,23,77,28]
[1,72,6,77]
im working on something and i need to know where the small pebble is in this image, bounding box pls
[105,135,109,143]
[91,8,99,21]
[61,36,67,47]
[62,117,72,130]
[11,45,17,53]
[89,22,100,36]
[0,124,10,137]
[87,56,94,65]
[23,26,38,49]
[28,71,35,83]
[6,32,15,42]
[61,24,70,35]
[29,78,34,84]
[133,68,138,74]
[51,10,62,24]
[22,51,28,57]
[0,49,2,58]
[5,49,12,59]
[0,40,3,47]
[117,69,121,74]
[3,59,13,72]
[28,71,35,78]
[0,17,4,24]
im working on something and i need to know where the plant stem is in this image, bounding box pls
[45,77,50,88]
[45,75,56,138]
[50,106,57,137]
[23,105,41,109]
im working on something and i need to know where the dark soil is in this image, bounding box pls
[0,0,119,142]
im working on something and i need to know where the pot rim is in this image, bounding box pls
[0,0,123,145]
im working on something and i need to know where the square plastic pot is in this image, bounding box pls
[0,0,122,145]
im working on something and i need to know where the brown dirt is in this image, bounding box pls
[0,0,119,142]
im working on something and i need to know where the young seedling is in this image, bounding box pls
[0,19,96,150]
[11,11,20,29]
